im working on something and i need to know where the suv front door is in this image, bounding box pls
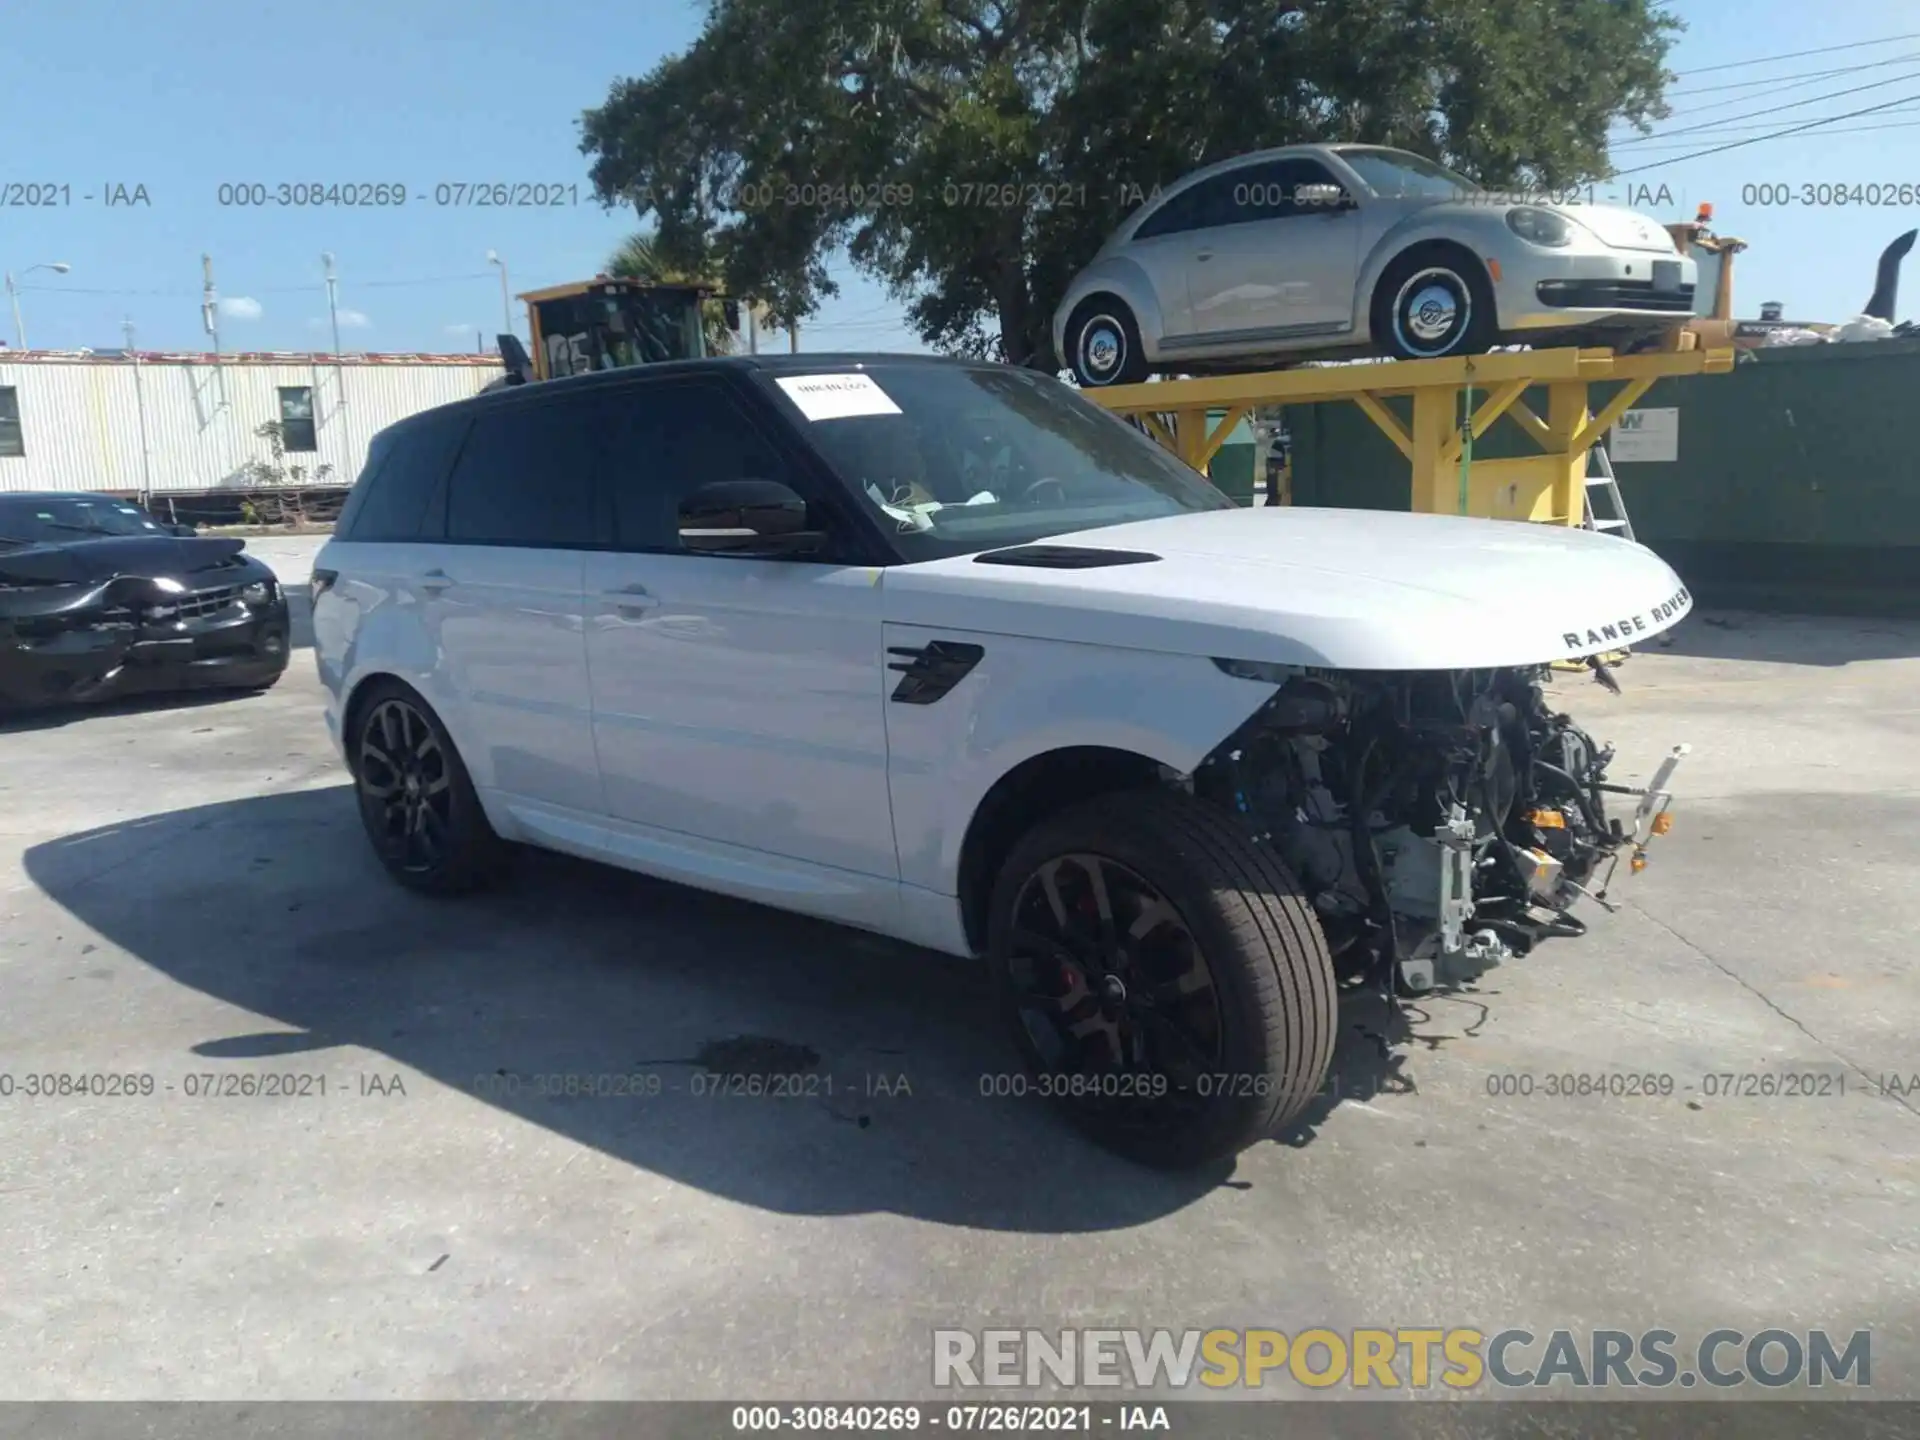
[581,376,898,881]
[1186,158,1362,340]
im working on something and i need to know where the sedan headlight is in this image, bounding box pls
[1505,206,1575,247]
[241,579,275,604]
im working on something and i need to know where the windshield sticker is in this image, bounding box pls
[776,373,903,422]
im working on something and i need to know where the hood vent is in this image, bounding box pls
[973,545,1161,569]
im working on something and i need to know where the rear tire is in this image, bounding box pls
[1064,298,1151,388]
[1371,247,1497,360]
[986,788,1338,1168]
[348,679,508,895]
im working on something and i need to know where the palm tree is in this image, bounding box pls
[605,232,736,356]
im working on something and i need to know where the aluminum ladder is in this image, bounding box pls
[1582,443,1635,541]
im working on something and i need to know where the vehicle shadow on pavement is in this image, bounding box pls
[19,784,1399,1230]
[1646,610,1920,665]
[0,688,246,736]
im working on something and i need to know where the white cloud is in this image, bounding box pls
[338,309,371,329]
[220,296,263,321]
[444,323,478,337]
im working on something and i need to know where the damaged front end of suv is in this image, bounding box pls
[1193,661,1686,995]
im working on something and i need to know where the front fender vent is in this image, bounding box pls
[887,640,985,705]
[973,545,1161,568]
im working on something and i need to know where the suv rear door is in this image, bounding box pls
[580,374,898,880]
[426,391,602,814]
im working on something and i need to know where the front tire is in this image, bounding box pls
[986,789,1338,1168]
[1064,298,1150,388]
[348,679,508,894]
[1372,248,1497,360]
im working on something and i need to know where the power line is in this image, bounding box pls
[1618,101,1920,145]
[1666,50,1920,98]
[1614,67,1920,144]
[1672,32,1920,77]
[1619,116,1920,148]
[1612,91,1920,174]
[1619,96,1920,143]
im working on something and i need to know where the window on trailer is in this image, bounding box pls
[279,387,317,451]
[0,387,22,457]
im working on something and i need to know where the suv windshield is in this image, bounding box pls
[1336,146,1480,201]
[763,363,1235,561]
[0,496,171,546]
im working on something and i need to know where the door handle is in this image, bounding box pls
[600,583,660,614]
[419,569,454,592]
[1194,249,1214,262]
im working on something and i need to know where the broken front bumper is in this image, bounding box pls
[0,590,290,709]
[1400,742,1690,992]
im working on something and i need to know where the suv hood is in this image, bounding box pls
[881,508,1693,670]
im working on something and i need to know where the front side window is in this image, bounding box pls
[762,363,1233,563]
[1220,158,1349,222]
[596,380,797,551]
[443,397,599,547]
[278,387,317,451]
[0,387,22,457]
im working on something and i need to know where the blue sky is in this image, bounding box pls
[4,0,1917,356]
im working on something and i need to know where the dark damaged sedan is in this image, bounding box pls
[0,492,289,710]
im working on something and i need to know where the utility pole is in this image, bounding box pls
[747,304,758,355]
[321,252,350,480]
[789,319,798,354]
[125,318,154,508]
[488,251,512,341]
[322,252,342,356]
[201,254,221,358]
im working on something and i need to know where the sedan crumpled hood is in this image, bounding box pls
[880,507,1694,670]
[0,534,250,588]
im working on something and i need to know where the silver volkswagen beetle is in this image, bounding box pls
[1052,143,1697,386]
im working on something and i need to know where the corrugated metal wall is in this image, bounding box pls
[0,358,501,495]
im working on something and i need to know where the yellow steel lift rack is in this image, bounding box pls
[1086,345,1734,526]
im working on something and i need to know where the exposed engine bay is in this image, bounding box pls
[1194,663,1686,993]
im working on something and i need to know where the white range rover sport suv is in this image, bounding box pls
[312,354,1691,1168]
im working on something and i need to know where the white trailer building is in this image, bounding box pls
[0,350,502,507]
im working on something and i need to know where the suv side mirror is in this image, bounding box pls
[679,479,828,556]
[170,522,199,537]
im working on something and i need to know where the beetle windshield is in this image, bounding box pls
[1336,146,1480,201]
[761,363,1236,561]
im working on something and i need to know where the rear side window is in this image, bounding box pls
[443,395,600,547]
[1134,174,1241,240]
[340,417,468,542]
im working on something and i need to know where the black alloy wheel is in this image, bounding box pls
[988,789,1337,1168]
[1004,851,1226,1114]
[351,682,507,893]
